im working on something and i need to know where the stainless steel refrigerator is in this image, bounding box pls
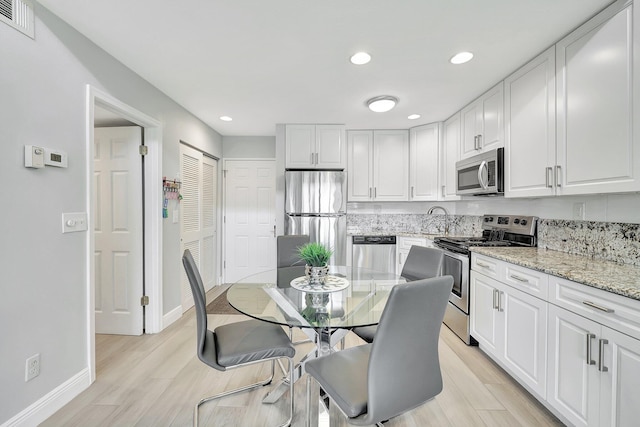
[285,170,346,265]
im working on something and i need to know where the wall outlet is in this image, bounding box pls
[573,202,586,220]
[25,353,40,381]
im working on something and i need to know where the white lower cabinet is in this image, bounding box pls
[471,271,547,397]
[396,236,434,273]
[472,253,640,426]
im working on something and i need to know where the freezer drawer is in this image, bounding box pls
[285,215,346,265]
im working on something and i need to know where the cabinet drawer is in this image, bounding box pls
[398,237,427,251]
[549,276,640,340]
[504,264,549,299]
[472,253,502,280]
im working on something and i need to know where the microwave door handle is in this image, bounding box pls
[477,160,488,189]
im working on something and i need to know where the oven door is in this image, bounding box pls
[440,250,470,314]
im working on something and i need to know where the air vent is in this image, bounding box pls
[0,0,34,39]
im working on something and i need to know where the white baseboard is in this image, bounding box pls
[2,368,91,427]
[162,305,182,329]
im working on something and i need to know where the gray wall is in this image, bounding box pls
[222,135,275,158]
[0,5,222,423]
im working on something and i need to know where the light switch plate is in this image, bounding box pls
[62,212,88,233]
[572,202,586,220]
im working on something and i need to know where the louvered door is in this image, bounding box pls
[180,144,217,312]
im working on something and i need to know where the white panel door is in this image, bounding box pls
[180,144,218,312]
[94,126,143,336]
[470,272,500,355]
[285,124,315,168]
[373,130,409,201]
[316,125,346,169]
[224,160,276,283]
[347,131,374,201]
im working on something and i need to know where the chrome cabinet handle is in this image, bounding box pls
[477,134,483,150]
[583,301,614,313]
[411,186,414,198]
[586,333,596,365]
[374,187,377,198]
[310,153,314,165]
[598,339,609,372]
[369,187,372,198]
[273,225,276,237]
[477,261,492,270]
[546,167,554,188]
[555,165,562,187]
[441,185,446,198]
[315,152,319,164]
[509,274,529,283]
[473,135,478,150]
[492,289,499,310]
[497,291,504,312]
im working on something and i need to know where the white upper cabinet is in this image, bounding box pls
[347,130,409,201]
[409,123,440,201]
[460,82,504,159]
[555,0,639,194]
[285,124,346,169]
[505,46,557,198]
[442,113,461,200]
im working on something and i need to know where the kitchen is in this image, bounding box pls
[3,0,640,426]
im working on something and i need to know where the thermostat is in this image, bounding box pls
[44,148,68,168]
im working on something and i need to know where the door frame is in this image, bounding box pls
[86,85,163,382]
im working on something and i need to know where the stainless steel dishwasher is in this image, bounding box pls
[352,235,397,274]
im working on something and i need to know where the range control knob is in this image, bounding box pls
[520,219,528,226]
[514,218,520,224]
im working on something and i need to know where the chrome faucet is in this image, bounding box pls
[427,205,449,235]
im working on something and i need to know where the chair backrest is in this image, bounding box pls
[277,234,310,267]
[182,249,225,371]
[364,275,453,424]
[401,246,444,281]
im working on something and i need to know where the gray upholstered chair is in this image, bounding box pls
[182,249,296,427]
[352,245,445,343]
[305,276,453,426]
[277,234,310,267]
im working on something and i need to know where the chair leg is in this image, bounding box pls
[194,358,294,427]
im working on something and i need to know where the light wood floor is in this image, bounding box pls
[42,286,563,427]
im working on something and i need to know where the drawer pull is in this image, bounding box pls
[583,301,614,313]
[509,274,529,283]
[492,289,499,310]
[598,339,609,372]
[477,261,493,270]
[586,333,596,366]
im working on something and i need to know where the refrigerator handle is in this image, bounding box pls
[273,225,276,237]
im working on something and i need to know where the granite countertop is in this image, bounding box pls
[470,247,640,301]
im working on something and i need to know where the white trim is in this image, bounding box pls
[0,369,91,427]
[162,305,183,328]
[86,85,164,385]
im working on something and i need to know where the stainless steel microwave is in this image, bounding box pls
[455,148,504,196]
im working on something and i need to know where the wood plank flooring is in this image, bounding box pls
[42,286,563,426]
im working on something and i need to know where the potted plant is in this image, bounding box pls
[298,242,333,282]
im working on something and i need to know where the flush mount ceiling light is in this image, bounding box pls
[366,95,398,113]
[220,116,233,121]
[350,52,371,65]
[408,114,421,120]
[450,51,474,65]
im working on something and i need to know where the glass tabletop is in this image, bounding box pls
[227,265,406,329]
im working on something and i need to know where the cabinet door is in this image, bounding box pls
[460,101,482,159]
[347,131,373,201]
[505,47,556,198]
[285,124,315,168]
[556,3,639,194]
[373,130,409,201]
[547,304,600,427]
[599,327,640,427]
[316,125,346,169]
[409,123,440,201]
[470,272,501,355]
[502,285,548,398]
[442,113,461,200]
[480,82,503,152]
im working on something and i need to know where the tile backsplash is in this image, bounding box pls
[347,213,640,267]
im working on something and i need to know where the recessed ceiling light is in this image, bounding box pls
[366,95,398,113]
[450,51,474,65]
[350,52,371,65]
[408,114,421,120]
[220,116,233,122]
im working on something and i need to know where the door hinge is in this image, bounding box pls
[140,295,149,306]
[139,145,148,156]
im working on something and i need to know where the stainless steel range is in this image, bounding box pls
[434,214,538,344]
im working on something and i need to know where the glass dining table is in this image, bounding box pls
[226,264,406,425]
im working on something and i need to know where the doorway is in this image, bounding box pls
[86,86,163,382]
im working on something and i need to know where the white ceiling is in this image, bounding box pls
[39,0,613,136]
